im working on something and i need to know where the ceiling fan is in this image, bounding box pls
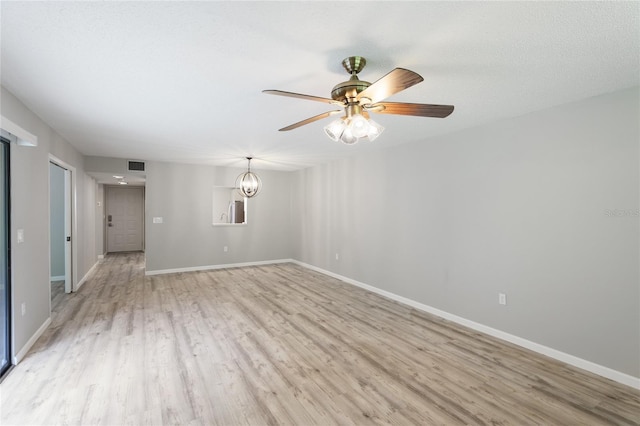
[263,56,454,144]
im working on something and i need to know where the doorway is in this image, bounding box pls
[105,186,144,253]
[48,156,75,295]
[0,138,10,378]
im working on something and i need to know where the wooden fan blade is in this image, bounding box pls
[356,68,424,104]
[371,102,454,118]
[263,90,341,105]
[279,110,342,131]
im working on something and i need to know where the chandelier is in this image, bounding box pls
[236,157,262,198]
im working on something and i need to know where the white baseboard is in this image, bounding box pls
[97,254,105,260]
[75,260,99,291]
[50,275,65,281]
[145,258,294,276]
[13,317,51,365]
[292,260,640,390]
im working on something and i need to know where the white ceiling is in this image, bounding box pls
[1,1,638,172]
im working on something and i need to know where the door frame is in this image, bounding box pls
[48,154,77,294]
[0,137,11,379]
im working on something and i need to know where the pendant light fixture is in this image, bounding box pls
[236,157,262,198]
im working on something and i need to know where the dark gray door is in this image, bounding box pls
[106,186,144,252]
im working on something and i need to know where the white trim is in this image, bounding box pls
[0,116,38,146]
[76,260,100,291]
[50,275,65,281]
[63,167,72,292]
[291,260,640,390]
[145,258,293,276]
[13,317,51,364]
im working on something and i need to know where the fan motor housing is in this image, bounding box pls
[331,76,371,102]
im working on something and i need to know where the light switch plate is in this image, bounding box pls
[17,229,24,243]
[499,293,507,305]
[152,217,163,224]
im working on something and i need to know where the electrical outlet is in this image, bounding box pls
[21,302,26,316]
[498,293,507,305]
[223,246,228,252]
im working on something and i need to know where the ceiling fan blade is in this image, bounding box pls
[279,110,342,131]
[263,90,341,105]
[356,68,424,104]
[371,102,454,118]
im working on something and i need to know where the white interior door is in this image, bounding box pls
[106,186,144,253]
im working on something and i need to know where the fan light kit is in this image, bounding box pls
[323,108,385,144]
[264,56,454,145]
[236,157,261,198]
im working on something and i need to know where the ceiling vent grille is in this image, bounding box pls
[128,160,145,172]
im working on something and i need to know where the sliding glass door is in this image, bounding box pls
[0,138,10,378]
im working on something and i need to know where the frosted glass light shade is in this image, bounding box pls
[324,119,346,141]
[349,114,369,138]
[340,127,358,144]
[366,119,385,142]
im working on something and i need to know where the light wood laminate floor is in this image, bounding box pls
[1,252,638,425]
[51,279,65,313]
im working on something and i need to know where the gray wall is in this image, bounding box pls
[95,184,104,257]
[49,163,65,278]
[1,85,98,359]
[292,87,640,378]
[81,173,98,272]
[145,161,293,272]
[84,156,135,175]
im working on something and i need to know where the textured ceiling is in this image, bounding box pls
[1,1,638,171]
